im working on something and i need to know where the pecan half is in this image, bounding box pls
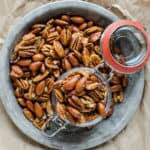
[60,29,72,46]
[15,44,37,55]
[47,31,59,44]
[10,65,23,78]
[15,79,29,90]
[32,70,49,82]
[45,78,54,94]
[70,33,82,51]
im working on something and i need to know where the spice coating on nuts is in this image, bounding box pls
[9,15,128,130]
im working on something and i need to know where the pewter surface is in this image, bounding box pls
[0,1,144,150]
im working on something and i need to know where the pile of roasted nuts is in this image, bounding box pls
[9,15,128,129]
[55,70,108,125]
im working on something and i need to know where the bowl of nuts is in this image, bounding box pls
[0,0,144,149]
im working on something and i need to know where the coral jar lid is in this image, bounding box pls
[101,20,150,73]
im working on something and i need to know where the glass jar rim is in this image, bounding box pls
[101,20,150,74]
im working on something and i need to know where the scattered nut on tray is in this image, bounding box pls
[9,15,128,130]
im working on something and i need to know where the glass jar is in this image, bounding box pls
[101,20,150,73]
[42,20,150,138]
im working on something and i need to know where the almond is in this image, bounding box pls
[68,53,79,67]
[97,103,107,118]
[85,26,103,34]
[17,98,26,107]
[54,19,69,26]
[75,76,87,92]
[53,41,65,58]
[63,58,72,71]
[36,80,45,96]
[63,74,80,91]
[89,32,101,43]
[23,108,34,121]
[29,62,42,72]
[17,59,32,66]
[34,102,43,118]
[32,54,45,61]
[61,15,70,22]
[26,100,34,112]
[79,23,88,30]
[32,24,45,30]
[70,16,85,24]
[67,106,81,119]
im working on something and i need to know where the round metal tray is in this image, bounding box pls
[0,1,144,150]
